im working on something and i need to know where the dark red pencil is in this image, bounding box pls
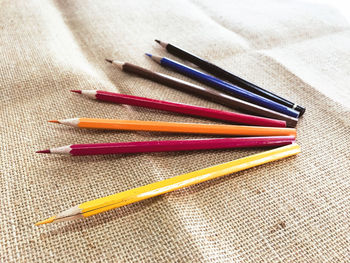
[36,136,295,156]
[71,90,286,127]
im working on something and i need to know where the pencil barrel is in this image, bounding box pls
[77,118,296,137]
[96,90,285,127]
[69,137,295,155]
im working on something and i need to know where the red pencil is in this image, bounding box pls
[71,90,286,127]
[36,136,295,156]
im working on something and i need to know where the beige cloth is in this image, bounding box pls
[1,0,350,262]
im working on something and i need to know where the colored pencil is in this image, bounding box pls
[48,118,296,137]
[106,60,298,127]
[146,54,299,118]
[71,89,286,127]
[35,143,301,225]
[155,40,305,116]
[36,136,295,156]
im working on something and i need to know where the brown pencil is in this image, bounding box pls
[106,60,298,127]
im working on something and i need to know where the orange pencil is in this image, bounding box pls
[49,118,296,137]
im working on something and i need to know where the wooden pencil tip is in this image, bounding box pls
[145,53,152,58]
[48,120,60,123]
[70,90,82,94]
[105,59,113,63]
[155,39,160,44]
[36,149,50,154]
[35,216,56,226]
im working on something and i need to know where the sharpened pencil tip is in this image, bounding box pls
[155,39,160,44]
[70,90,82,94]
[35,216,56,226]
[48,120,60,124]
[36,149,50,154]
[105,59,113,63]
[145,53,152,58]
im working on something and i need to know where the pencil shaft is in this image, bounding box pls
[161,42,305,116]
[95,90,286,127]
[61,137,296,156]
[121,63,298,127]
[80,144,300,217]
[71,118,296,137]
[156,56,299,118]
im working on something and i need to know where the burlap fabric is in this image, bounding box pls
[1,0,350,262]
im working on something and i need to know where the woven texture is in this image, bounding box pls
[1,0,350,262]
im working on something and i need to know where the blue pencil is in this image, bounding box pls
[146,54,299,118]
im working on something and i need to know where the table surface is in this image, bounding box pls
[1,0,350,262]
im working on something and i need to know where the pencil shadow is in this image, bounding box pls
[48,125,140,136]
[44,153,132,164]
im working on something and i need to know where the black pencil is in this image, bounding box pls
[155,40,305,116]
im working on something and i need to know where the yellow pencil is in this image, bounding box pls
[36,144,300,225]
